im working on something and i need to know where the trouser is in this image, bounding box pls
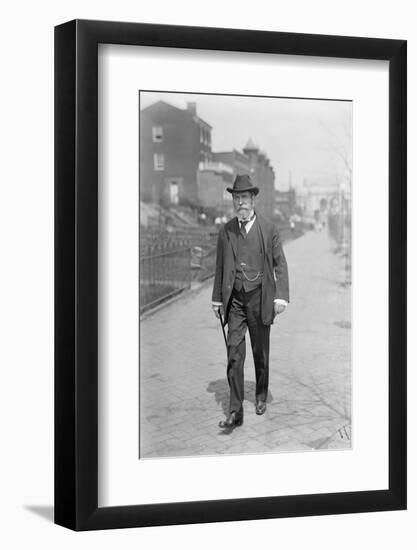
[226,286,270,413]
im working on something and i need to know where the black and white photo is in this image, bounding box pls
[139,91,352,458]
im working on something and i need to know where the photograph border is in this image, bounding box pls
[54,19,406,531]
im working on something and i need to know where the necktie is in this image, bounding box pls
[240,220,249,238]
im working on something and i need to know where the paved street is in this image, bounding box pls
[139,229,351,458]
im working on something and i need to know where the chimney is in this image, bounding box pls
[187,102,197,116]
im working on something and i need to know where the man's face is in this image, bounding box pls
[232,191,255,219]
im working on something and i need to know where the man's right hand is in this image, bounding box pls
[212,304,224,319]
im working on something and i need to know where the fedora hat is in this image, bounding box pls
[227,174,259,196]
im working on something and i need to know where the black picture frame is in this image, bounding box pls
[54,19,407,531]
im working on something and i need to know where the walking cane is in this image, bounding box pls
[218,310,228,350]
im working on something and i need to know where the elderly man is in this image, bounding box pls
[212,174,289,429]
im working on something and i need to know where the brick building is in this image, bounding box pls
[140,101,276,219]
[212,149,250,176]
[140,100,212,207]
[242,139,275,218]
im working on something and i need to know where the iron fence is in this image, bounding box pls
[140,245,192,313]
[139,222,303,314]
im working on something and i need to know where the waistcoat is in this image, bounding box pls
[234,219,264,292]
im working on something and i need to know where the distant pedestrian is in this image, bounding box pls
[199,211,207,225]
[212,174,289,429]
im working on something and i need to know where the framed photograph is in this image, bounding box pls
[55,20,406,530]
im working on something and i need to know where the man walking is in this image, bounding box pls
[212,174,289,429]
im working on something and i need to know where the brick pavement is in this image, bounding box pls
[139,230,351,458]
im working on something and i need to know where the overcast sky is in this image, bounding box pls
[140,91,352,191]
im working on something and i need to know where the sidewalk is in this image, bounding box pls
[140,230,351,458]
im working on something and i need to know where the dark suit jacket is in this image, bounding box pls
[212,213,290,326]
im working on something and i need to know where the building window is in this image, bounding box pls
[152,126,163,142]
[169,182,179,204]
[153,153,164,171]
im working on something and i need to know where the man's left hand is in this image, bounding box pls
[274,302,286,317]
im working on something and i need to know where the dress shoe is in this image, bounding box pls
[255,401,266,415]
[218,410,243,429]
